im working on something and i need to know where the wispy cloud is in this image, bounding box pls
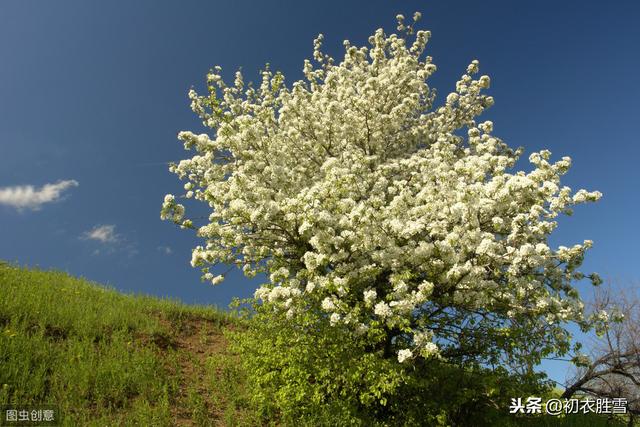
[82,224,119,243]
[82,224,138,258]
[0,180,79,210]
[158,246,172,255]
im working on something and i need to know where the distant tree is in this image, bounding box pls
[564,284,640,426]
[162,12,604,423]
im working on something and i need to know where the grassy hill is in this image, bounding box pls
[1,262,633,426]
[0,262,258,426]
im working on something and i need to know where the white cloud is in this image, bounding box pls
[0,180,79,210]
[82,225,139,258]
[82,224,119,243]
[158,246,172,255]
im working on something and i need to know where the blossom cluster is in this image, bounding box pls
[163,14,601,366]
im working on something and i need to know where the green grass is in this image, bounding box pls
[0,262,257,426]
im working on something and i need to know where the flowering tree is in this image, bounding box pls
[162,12,602,374]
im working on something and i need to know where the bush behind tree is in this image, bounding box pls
[229,297,552,425]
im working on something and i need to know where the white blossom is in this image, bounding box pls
[363,289,377,306]
[374,302,393,318]
[321,297,336,312]
[421,342,439,358]
[398,349,413,363]
[330,312,341,326]
[163,15,602,368]
[210,275,224,285]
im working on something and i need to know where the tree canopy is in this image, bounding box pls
[161,13,605,422]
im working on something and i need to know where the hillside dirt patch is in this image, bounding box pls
[158,316,230,426]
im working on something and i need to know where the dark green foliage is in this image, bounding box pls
[229,298,553,426]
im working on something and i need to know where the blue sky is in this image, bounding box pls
[1,1,638,384]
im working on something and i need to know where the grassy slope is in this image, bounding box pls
[0,262,258,426]
[0,262,633,426]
